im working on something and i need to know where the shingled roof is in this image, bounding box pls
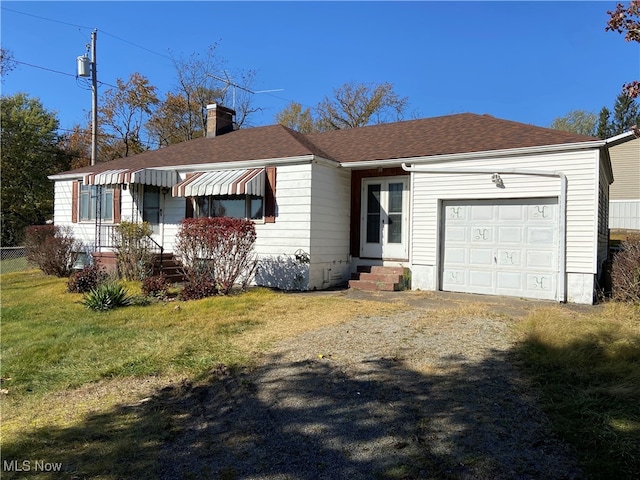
[60,113,599,176]
[307,113,599,163]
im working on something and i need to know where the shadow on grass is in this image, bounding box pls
[2,347,587,480]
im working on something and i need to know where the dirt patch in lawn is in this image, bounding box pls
[155,290,585,479]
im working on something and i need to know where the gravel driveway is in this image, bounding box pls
[158,290,585,479]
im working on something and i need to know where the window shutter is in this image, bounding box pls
[185,197,194,218]
[265,166,277,223]
[113,186,121,223]
[71,181,79,223]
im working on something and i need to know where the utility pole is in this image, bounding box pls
[90,29,98,166]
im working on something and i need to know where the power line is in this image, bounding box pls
[13,60,117,88]
[1,6,93,30]
[2,6,173,62]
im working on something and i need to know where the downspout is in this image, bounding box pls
[401,163,568,302]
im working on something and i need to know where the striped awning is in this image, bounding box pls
[172,168,265,197]
[83,168,179,188]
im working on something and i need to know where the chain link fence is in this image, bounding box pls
[0,247,30,274]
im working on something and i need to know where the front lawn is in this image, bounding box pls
[1,270,639,479]
[1,271,401,478]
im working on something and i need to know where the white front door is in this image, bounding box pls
[360,177,409,259]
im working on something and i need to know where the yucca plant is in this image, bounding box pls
[82,282,133,311]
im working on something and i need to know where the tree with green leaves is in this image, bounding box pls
[275,102,316,133]
[597,107,614,139]
[98,72,159,161]
[1,93,71,245]
[596,92,640,138]
[550,110,597,136]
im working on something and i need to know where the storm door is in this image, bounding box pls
[360,177,409,259]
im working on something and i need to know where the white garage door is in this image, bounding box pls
[441,198,559,300]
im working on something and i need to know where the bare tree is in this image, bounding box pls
[0,47,17,81]
[276,82,408,133]
[158,44,260,145]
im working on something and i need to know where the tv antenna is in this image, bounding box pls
[207,72,283,111]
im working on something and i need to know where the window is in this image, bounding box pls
[79,184,114,222]
[196,195,263,220]
[143,186,160,224]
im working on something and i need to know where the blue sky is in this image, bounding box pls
[2,1,639,137]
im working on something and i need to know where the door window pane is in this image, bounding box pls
[143,186,160,224]
[387,183,403,243]
[388,213,402,243]
[366,184,381,243]
[388,183,403,213]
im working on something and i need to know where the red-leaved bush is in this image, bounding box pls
[175,217,258,298]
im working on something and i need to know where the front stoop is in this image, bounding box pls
[348,266,408,292]
[153,253,184,283]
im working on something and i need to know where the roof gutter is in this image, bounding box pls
[401,162,568,303]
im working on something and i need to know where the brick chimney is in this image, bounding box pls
[206,103,236,137]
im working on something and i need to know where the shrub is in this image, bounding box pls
[67,264,108,293]
[112,221,155,281]
[175,217,258,297]
[142,274,169,299]
[82,282,133,311]
[24,225,82,277]
[611,234,640,303]
[180,278,219,301]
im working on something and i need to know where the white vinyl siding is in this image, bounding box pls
[309,163,351,288]
[609,200,640,230]
[410,149,600,275]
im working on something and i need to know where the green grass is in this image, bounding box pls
[517,303,640,480]
[0,271,402,479]
[1,272,305,399]
[2,270,640,479]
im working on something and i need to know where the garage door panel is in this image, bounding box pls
[469,248,493,266]
[497,249,522,266]
[442,198,559,301]
[496,271,522,290]
[445,226,467,241]
[529,203,555,221]
[527,226,555,245]
[471,205,494,220]
[444,247,466,264]
[526,250,555,269]
[499,205,525,220]
[469,270,493,288]
[498,226,523,243]
[527,273,555,294]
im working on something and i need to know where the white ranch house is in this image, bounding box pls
[49,105,637,304]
